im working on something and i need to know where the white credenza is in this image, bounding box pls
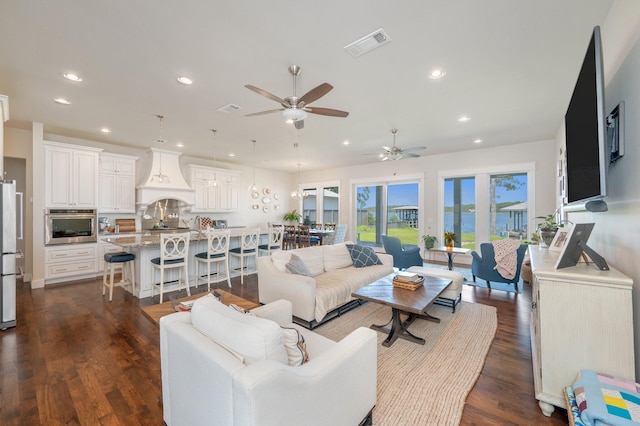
[529,245,635,416]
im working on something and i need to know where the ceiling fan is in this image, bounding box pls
[244,65,349,129]
[379,129,426,161]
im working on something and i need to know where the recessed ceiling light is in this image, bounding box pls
[428,69,446,79]
[54,97,71,105]
[474,139,483,144]
[343,140,350,145]
[176,142,184,148]
[63,73,82,82]
[228,153,235,157]
[177,76,193,85]
[100,128,112,134]
[457,115,471,122]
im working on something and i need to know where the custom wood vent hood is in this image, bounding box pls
[136,148,195,212]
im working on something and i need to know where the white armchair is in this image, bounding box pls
[160,298,377,426]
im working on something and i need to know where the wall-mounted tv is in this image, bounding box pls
[564,26,608,212]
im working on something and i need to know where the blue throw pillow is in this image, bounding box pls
[346,244,382,268]
[285,254,312,276]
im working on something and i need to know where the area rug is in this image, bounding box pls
[314,301,497,426]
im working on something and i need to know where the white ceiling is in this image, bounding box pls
[0,0,613,172]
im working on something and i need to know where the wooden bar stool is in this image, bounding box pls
[102,252,136,302]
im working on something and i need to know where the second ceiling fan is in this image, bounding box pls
[380,129,426,161]
[245,65,349,129]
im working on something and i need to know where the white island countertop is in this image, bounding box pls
[101,227,256,248]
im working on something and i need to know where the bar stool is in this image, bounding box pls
[195,228,231,290]
[229,228,259,285]
[102,252,136,302]
[151,232,191,303]
[258,225,283,256]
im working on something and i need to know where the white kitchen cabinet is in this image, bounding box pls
[44,142,102,208]
[98,153,137,213]
[187,165,239,212]
[45,243,98,282]
[529,245,634,416]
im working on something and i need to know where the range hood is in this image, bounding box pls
[136,148,195,211]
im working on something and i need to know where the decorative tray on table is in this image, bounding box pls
[392,272,425,290]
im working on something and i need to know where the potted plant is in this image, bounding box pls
[282,209,302,225]
[535,210,569,247]
[444,231,456,249]
[422,234,437,250]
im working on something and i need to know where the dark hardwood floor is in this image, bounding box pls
[0,269,567,425]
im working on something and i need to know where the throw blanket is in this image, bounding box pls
[491,239,521,280]
[573,369,640,426]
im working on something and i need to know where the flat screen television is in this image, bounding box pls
[564,26,608,212]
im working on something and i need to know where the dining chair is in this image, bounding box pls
[151,232,191,303]
[195,228,231,290]
[229,228,260,284]
[296,225,312,248]
[332,224,348,244]
[283,225,298,250]
[259,225,284,256]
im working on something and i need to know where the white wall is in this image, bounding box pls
[557,1,640,378]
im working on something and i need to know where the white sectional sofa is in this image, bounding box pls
[257,242,394,328]
[160,297,377,426]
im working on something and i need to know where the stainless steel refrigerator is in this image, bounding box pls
[1,180,17,329]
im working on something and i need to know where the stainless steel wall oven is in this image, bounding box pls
[45,209,98,245]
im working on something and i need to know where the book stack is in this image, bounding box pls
[392,271,424,290]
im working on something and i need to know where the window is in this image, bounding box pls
[439,163,535,251]
[444,177,475,249]
[355,181,420,246]
[489,173,528,240]
[298,182,340,227]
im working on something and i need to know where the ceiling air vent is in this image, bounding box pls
[217,103,242,114]
[344,28,391,58]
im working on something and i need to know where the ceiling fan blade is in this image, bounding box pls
[298,83,333,106]
[245,85,288,106]
[306,107,349,118]
[382,146,393,152]
[294,119,305,130]
[244,108,284,117]
[401,146,427,153]
[401,153,420,158]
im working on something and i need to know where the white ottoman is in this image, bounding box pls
[406,266,464,313]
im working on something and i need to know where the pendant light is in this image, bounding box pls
[208,129,218,187]
[290,130,307,199]
[151,115,170,184]
[248,139,258,193]
[290,162,308,200]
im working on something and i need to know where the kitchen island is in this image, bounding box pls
[101,227,264,299]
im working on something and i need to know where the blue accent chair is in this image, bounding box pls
[381,235,423,270]
[471,243,528,292]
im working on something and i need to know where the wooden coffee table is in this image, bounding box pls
[352,274,452,347]
[141,289,259,326]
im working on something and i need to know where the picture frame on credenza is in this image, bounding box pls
[549,225,573,253]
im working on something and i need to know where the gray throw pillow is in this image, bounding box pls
[346,244,382,268]
[285,254,312,276]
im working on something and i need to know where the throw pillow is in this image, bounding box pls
[281,326,309,366]
[346,244,382,268]
[285,254,312,277]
